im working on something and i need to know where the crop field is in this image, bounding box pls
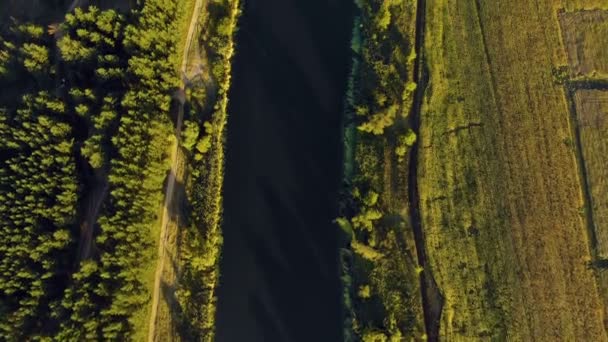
[574,90,608,260]
[419,0,608,340]
[559,10,608,78]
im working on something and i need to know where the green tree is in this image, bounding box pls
[58,36,95,62]
[182,120,200,151]
[358,104,398,135]
[20,43,49,73]
[363,330,388,342]
[395,129,417,160]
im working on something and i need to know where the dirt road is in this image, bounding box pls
[147,0,204,340]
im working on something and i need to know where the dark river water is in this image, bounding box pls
[215,0,354,341]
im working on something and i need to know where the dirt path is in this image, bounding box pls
[67,0,82,12]
[408,0,443,340]
[147,0,204,341]
[76,179,108,261]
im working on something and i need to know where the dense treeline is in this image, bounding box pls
[0,1,195,339]
[340,0,425,340]
[0,22,79,339]
[0,93,78,337]
[56,1,181,339]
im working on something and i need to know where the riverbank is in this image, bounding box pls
[337,0,434,340]
[170,0,241,340]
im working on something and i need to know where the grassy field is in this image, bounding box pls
[574,90,608,260]
[560,10,608,78]
[419,0,608,339]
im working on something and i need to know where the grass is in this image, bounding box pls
[175,0,198,77]
[559,10,608,78]
[574,90,608,259]
[419,0,608,339]
[144,0,207,340]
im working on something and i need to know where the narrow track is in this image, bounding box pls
[408,0,444,340]
[147,0,204,340]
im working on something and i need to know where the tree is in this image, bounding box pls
[358,285,371,299]
[182,120,200,151]
[362,330,388,342]
[194,122,214,159]
[82,137,104,169]
[58,36,94,62]
[0,45,10,76]
[395,129,417,161]
[20,43,49,73]
[358,104,398,135]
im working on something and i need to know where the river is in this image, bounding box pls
[215,0,354,341]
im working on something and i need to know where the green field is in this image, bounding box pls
[418,0,608,339]
[574,90,608,260]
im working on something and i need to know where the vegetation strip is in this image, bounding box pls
[147,0,204,339]
[338,0,437,340]
[408,0,443,339]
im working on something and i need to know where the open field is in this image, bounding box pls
[419,0,608,339]
[574,89,608,260]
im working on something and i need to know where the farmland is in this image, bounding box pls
[573,90,608,259]
[560,10,608,78]
[418,0,608,339]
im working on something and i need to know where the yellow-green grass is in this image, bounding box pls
[574,89,608,259]
[419,0,608,339]
[559,10,608,78]
[175,0,198,77]
[149,146,188,342]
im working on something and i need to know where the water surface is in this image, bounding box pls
[215,0,354,341]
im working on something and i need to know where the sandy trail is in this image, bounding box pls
[147,0,204,340]
[76,180,108,261]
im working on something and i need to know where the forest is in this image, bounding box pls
[0,0,239,339]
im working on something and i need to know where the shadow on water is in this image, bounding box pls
[215,0,354,341]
